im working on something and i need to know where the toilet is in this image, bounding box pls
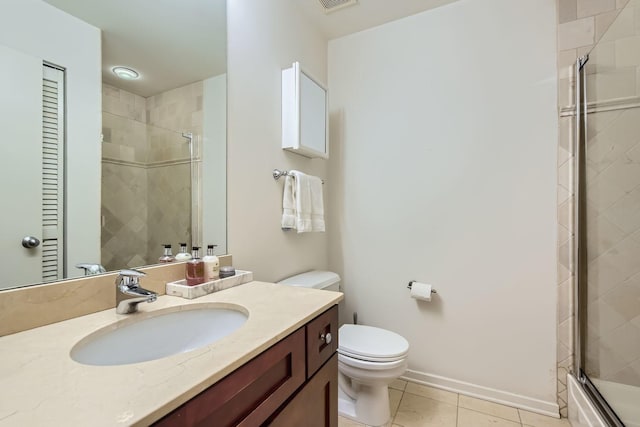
[278,271,409,427]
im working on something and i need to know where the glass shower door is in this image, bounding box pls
[579,2,640,425]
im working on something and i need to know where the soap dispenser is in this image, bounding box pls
[175,243,192,261]
[185,246,204,286]
[203,244,220,282]
[158,244,175,263]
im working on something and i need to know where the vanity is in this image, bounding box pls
[0,282,342,426]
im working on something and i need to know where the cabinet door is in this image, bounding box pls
[306,305,338,378]
[267,354,338,427]
[154,328,305,427]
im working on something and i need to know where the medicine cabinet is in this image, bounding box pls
[281,62,328,159]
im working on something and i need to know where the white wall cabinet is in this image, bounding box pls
[282,62,328,159]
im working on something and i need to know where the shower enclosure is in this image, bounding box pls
[574,2,640,426]
[101,98,201,271]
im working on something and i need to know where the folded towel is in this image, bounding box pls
[286,170,325,233]
[281,175,296,230]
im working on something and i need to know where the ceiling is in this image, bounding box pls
[41,0,458,97]
[43,0,226,97]
[295,0,461,40]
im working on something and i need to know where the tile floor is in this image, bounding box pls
[338,379,572,427]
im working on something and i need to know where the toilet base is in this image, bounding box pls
[338,379,391,427]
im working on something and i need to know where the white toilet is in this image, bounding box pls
[278,271,409,427]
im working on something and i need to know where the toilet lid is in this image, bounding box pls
[338,324,409,362]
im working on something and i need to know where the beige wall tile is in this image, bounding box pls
[617,0,631,9]
[587,298,627,336]
[596,10,622,41]
[587,66,637,102]
[457,395,520,422]
[615,35,640,66]
[602,276,640,320]
[600,322,640,363]
[559,0,578,23]
[559,17,596,50]
[584,40,615,75]
[457,407,520,427]
[600,6,635,42]
[558,278,574,322]
[577,0,616,18]
[558,49,578,79]
[601,187,640,234]
[585,215,627,261]
[558,317,574,355]
[404,383,458,405]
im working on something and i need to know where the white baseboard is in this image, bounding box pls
[401,369,560,417]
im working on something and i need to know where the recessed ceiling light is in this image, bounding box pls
[112,66,139,80]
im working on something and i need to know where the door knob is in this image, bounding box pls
[22,236,40,248]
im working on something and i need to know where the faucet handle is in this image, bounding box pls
[116,269,146,287]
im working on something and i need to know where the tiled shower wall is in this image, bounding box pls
[581,0,640,388]
[146,82,204,258]
[556,0,633,416]
[101,82,203,271]
[101,85,149,271]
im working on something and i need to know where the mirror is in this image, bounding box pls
[0,0,227,290]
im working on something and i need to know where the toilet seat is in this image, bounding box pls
[338,352,407,371]
[338,324,409,363]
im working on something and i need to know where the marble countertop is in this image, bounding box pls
[0,281,343,426]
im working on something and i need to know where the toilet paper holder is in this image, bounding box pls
[407,280,437,293]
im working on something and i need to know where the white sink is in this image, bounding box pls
[70,304,248,366]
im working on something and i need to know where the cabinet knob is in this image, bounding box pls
[319,332,332,345]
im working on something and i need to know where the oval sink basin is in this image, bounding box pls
[71,305,248,366]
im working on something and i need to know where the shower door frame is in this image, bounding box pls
[574,55,626,427]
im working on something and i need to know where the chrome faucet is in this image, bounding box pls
[76,263,107,276]
[115,269,158,314]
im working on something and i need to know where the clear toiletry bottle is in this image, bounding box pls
[203,244,220,282]
[175,242,192,261]
[158,244,175,263]
[185,246,204,286]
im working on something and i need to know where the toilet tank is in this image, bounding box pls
[277,270,341,292]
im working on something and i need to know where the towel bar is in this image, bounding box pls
[273,169,324,184]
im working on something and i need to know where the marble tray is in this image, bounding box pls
[165,270,254,299]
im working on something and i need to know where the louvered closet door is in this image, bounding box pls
[0,44,43,289]
[41,65,64,283]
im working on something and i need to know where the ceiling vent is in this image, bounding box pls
[318,0,358,14]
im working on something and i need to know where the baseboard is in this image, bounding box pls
[401,369,560,417]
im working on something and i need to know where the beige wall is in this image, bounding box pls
[226,0,329,283]
[328,0,558,414]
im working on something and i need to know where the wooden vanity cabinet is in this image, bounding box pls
[154,305,338,427]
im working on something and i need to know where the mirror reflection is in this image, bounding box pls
[0,0,227,290]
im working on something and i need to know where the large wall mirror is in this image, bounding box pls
[0,0,227,290]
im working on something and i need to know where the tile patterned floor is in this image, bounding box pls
[338,380,572,427]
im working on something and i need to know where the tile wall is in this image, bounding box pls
[581,3,640,385]
[556,0,635,416]
[101,82,203,270]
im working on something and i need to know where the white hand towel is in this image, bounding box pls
[290,170,325,233]
[281,175,296,230]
